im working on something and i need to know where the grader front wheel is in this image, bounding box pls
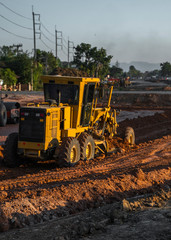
[124,127,135,146]
[78,133,95,161]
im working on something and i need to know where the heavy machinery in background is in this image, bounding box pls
[107,77,131,87]
[4,75,135,167]
[0,92,20,126]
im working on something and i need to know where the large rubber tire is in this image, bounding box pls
[57,137,80,167]
[47,138,59,159]
[124,127,135,146]
[4,102,20,124]
[4,133,20,167]
[0,103,7,126]
[78,132,95,161]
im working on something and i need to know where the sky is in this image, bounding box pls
[0,0,171,65]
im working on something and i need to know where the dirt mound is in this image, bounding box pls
[107,136,138,153]
[0,182,170,239]
[118,110,171,143]
[50,67,88,77]
[164,86,171,91]
[110,92,171,108]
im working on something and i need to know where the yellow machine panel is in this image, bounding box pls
[63,106,70,129]
[41,75,100,85]
[45,107,61,149]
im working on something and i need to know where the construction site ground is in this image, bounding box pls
[0,88,171,240]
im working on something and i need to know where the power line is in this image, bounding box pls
[63,44,68,51]
[63,36,68,45]
[0,26,33,40]
[62,33,71,52]
[32,11,41,60]
[39,39,54,52]
[0,2,74,61]
[62,49,68,57]
[41,31,55,44]
[41,22,55,37]
[0,2,32,20]
[0,14,32,30]
[68,40,74,66]
[55,30,63,59]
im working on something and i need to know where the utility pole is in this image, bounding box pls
[32,6,41,91]
[13,44,23,55]
[32,11,36,61]
[55,29,62,60]
[55,30,57,60]
[68,40,74,67]
[32,7,41,62]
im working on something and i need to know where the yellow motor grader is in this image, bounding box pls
[3,75,135,167]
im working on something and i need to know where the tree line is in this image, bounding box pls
[0,45,57,90]
[0,43,171,90]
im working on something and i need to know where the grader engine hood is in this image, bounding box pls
[19,107,46,143]
[18,104,63,155]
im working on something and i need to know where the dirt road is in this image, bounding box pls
[0,92,170,239]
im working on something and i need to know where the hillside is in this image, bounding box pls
[118,61,160,72]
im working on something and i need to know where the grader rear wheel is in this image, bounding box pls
[47,138,59,159]
[78,133,95,161]
[57,137,80,167]
[4,133,21,167]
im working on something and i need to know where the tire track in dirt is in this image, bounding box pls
[0,140,170,195]
[0,137,170,204]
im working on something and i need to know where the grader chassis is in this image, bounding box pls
[4,76,135,167]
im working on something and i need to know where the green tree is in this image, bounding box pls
[0,45,32,84]
[0,45,60,86]
[128,65,141,78]
[109,65,123,78]
[160,62,171,76]
[144,69,160,78]
[73,43,94,75]
[36,49,57,74]
[0,68,17,86]
[73,43,112,79]
[0,45,17,59]
[8,53,32,83]
[33,62,43,90]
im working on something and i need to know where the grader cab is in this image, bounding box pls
[4,75,135,167]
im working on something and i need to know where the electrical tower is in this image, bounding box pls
[55,30,62,60]
[68,40,74,67]
[12,44,23,55]
[55,30,63,60]
[32,8,41,61]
